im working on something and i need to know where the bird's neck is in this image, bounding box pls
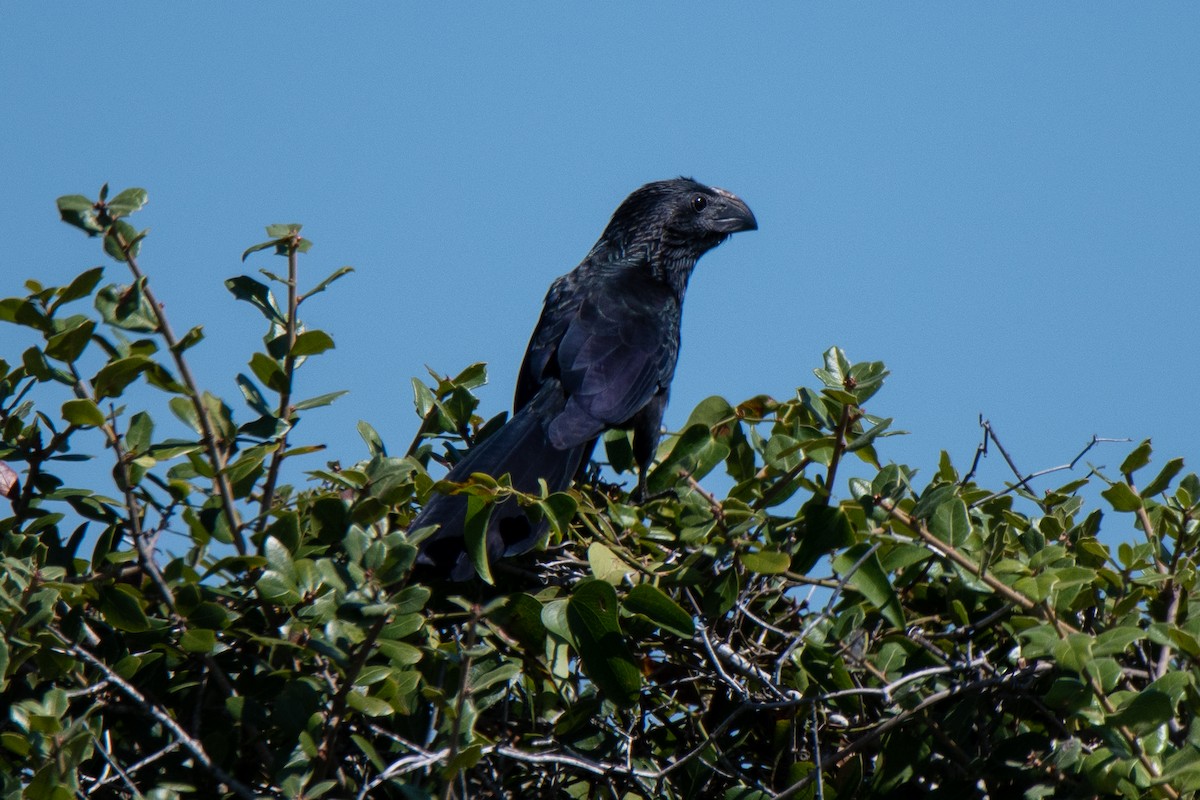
[649,247,697,300]
[588,237,700,301]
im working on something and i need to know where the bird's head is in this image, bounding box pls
[599,178,757,261]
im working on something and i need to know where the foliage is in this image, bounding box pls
[0,187,1199,800]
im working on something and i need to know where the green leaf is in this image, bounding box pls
[265,223,302,238]
[249,352,287,392]
[0,638,9,692]
[1093,626,1146,657]
[51,266,105,311]
[291,330,334,357]
[345,692,394,718]
[845,416,893,454]
[911,483,956,521]
[99,584,151,632]
[1119,439,1152,475]
[95,280,159,332]
[473,663,520,693]
[103,219,143,262]
[793,502,854,574]
[1142,457,1184,498]
[463,495,495,584]
[303,265,354,300]
[1101,482,1142,513]
[202,391,236,442]
[624,584,694,638]
[682,395,736,430]
[739,549,792,575]
[93,355,152,398]
[235,373,272,416]
[1051,632,1094,673]
[393,586,430,614]
[356,420,385,457]
[45,319,95,363]
[587,542,628,584]
[256,570,301,604]
[173,325,205,353]
[61,399,105,428]
[57,194,104,235]
[179,629,216,654]
[1107,690,1174,736]
[0,297,50,330]
[264,536,296,580]
[832,543,905,629]
[847,359,890,403]
[929,497,970,546]
[647,422,730,494]
[241,239,280,261]
[106,187,148,216]
[225,276,285,323]
[242,226,311,261]
[537,492,578,537]
[567,579,640,707]
[603,428,635,474]
[169,396,202,435]
[724,787,774,800]
[815,346,850,389]
[294,390,348,411]
[497,594,548,652]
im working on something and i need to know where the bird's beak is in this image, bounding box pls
[710,188,758,233]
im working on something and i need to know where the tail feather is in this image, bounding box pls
[412,381,588,581]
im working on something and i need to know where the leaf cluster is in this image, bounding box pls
[1,188,1199,799]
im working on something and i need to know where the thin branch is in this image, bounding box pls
[442,608,482,800]
[50,629,261,800]
[775,663,1054,800]
[685,590,750,700]
[821,402,855,505]
[963,420,1128,506]
[880,499,1040,614]
[87,742,182,794]
[257,233,302,530]
[113,229,245,553]
[774,543,881,683]
[313,614,390,784]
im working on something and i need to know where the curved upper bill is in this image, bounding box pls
[710,187,758,233]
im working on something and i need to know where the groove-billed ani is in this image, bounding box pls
[412,178,756,580]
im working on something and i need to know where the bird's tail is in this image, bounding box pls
[411,381,588,581]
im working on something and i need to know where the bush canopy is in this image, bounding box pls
[0,187,1198,799]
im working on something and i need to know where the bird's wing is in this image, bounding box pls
[546,267,679,448]
[514,275,579,411]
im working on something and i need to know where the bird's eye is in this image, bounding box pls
[691,195,708,212]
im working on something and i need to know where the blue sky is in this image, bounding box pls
[3,6,1199,538]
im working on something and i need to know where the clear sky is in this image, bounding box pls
[3,5,1199,539]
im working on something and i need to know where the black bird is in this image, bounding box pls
[412,178,756,580]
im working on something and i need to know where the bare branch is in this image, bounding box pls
[49,629,261,800]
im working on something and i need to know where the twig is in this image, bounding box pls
[313,615,390,784]
[962,420,1128,506]
[880,500,1040,614]
[822,403,856,505]
[257,232,302,530]
[442,608,482,800]
[775,663,1054,800]
[685,591,749,699]
[682,473,725,525]
[50,629,260,800]
[87,742,182,794]
[113,229,245,553]
[810,705,824,800]
[774,543,880,683]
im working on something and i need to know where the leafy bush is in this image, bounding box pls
[1,187,1198,799]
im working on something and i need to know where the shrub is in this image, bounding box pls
[0,187,1197,799]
